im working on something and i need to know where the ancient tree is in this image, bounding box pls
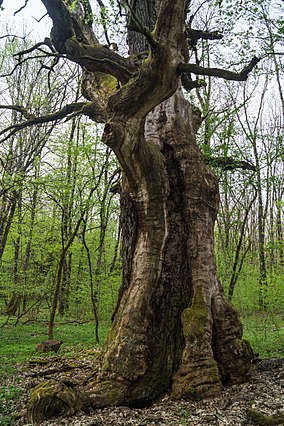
[1,0,259,422]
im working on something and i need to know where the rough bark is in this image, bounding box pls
[85,88,252,409]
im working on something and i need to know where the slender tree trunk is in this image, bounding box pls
[82,219,100,343]
[0,193,17,262]
[22,181,39,312]
[276,191,284,268]
[254,151,268,308]
[48,217,83,339]
[5,194,22,316]
[228,191,257,301]
[59,118,78,315]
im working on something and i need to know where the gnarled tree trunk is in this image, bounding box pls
[84,88,252,409]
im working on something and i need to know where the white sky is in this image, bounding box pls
[1,0,51,39]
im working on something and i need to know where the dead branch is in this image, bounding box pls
[0,101,105,143]
[27,365,77,378]
[178,56,260,81]
[186,28,223,41]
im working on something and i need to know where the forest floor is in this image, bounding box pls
[6,354,284,426]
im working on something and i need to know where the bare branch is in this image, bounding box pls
[34,12,49,23]
[177,56,260,81]
[0,34,28,40]
[0,53,60,78]
[186,28,223,41]
[205,156,256,171]
[14,0,29,15]
[0,104,36,120]
[14,38,56,57]
[0,101,105,143]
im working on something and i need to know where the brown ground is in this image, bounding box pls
[8,353,284,425]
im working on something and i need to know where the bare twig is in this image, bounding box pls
[0,52,61,78]
[0,34,27,40]
[33,12,49,23]
[14,0,29,15]
[96,0,111,46]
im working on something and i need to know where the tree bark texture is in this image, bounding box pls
[85,89,253,409]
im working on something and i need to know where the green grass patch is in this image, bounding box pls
[242,311,284,358]
[0,318,109,383]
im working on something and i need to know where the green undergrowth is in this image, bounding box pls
[241,311,284,358]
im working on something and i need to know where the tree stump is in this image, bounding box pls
[27,380,86,423]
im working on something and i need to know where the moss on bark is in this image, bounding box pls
[27,380,86,423]
[181,287,208,344]
[172,287,222,400]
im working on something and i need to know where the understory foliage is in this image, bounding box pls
[0,37,120,323]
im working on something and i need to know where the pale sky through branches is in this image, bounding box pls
[1,0,50,37]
